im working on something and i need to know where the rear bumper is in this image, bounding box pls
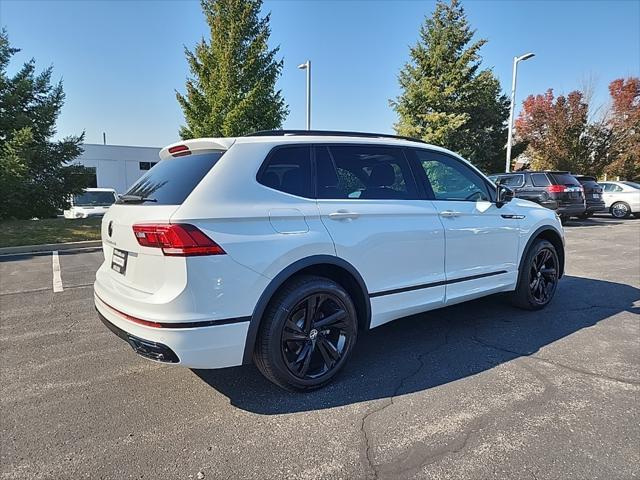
[555,204,586,216]
[585,201,606,213]
[95,292,250,369]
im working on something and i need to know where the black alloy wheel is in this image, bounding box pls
[511,239,559,310]
[254,275,358,391]
[281,293,351,380]
[529,247,558,305]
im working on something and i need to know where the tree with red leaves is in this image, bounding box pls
[514,89,608,175]
[606,78,640,180]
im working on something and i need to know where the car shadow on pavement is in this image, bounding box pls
[192,275,639,414]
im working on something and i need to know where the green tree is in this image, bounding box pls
[0,29,90,219]
[177,0,288,139]
[391,0,509,173]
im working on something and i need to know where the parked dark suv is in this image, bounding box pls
[574,175,606,218]
[488,171,586,222]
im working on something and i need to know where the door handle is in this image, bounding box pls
[439,210,461,218]
[328,210,360,220]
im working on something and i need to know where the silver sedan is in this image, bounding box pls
[600,181,640,218]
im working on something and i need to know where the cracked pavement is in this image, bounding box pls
[1,215,639,479]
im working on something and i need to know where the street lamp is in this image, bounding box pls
[505,52,535,172]
[298,60,311,130]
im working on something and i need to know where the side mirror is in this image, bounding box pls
[496,184,514,208]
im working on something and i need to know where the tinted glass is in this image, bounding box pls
[121,152,223,205]
[74,191,116,206]
[497,174,524,187]
[602,183,613,192]
[551,173,580,186]
[258,146,312,198]
[531,173,551,187]
[414,149,491,201]
[316,145,418,200]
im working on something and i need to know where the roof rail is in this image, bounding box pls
[245,129,427,144]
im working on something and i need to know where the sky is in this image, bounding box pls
[1,0,639,148]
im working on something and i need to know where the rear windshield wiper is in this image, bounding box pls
[118,195,158,204]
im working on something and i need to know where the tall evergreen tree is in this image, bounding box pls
[391,0,509,173]
[0,29,91,219]
[177,0,288,139]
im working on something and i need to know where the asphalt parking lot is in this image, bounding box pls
[1,215,639,480]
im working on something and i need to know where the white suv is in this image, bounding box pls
[94,131,565,391]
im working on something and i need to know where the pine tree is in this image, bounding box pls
[0,29,91,219]
[177,0,288,139]
[391,0,509,173]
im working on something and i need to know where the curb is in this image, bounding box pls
[0,240,103,256]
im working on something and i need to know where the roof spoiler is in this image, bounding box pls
[159,138,236,160]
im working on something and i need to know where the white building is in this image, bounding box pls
[74,144,162,193]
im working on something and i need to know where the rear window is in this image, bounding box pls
[621,181,640,190]
[120,152,224,205]
[74,191,116,206]
[550,173,580,186]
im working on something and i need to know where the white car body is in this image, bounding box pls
[64,188,118,219]
[94,133,565,376]
[600,181,640,216]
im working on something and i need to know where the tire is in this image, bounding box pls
[577,212,593,219]
[254,275,358,391]
[559,215,569,225]
[634,213,640,219]
[611,202,631,219]
[511,239,560,310]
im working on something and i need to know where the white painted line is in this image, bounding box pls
[52,251,63,292]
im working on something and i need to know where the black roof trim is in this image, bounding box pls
[245,129,428,144]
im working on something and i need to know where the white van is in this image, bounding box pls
[64,188,118,219]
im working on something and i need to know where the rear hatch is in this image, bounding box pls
[577,177,603,203]
[100,151,225,295]
[549,172,585,205]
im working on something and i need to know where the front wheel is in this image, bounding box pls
[611,202,631,219]
[511,239,559,310]
[254,275,358,391]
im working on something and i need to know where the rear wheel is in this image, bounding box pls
[511,239,559,310]
[577,212,593,219]
[611,202,631,219]
[254,275,358,391]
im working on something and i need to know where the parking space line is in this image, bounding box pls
[52,251,63,293]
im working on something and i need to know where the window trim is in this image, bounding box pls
[408,147,496,203]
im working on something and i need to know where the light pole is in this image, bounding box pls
[298,60,311,130]
[505,52,535,172]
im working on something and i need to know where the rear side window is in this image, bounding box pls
[121,152,224,205]
[550,173,580,186]
[316,145,419,200]
[258,146,313,198]
[531,173,551,187]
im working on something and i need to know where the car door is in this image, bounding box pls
[409,148,520,305]
[315,144,445,328]
[602,182,621,208]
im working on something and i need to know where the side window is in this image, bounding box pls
[602,184,612,192]
[499,174,524,188]
[613,184,623,192]
[258,146,313,198]
[531,173,551,187]
[316,145,419,200]
[413,149,491,202]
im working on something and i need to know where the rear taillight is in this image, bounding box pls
[547,185,566,193]
[132,224,225,256]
